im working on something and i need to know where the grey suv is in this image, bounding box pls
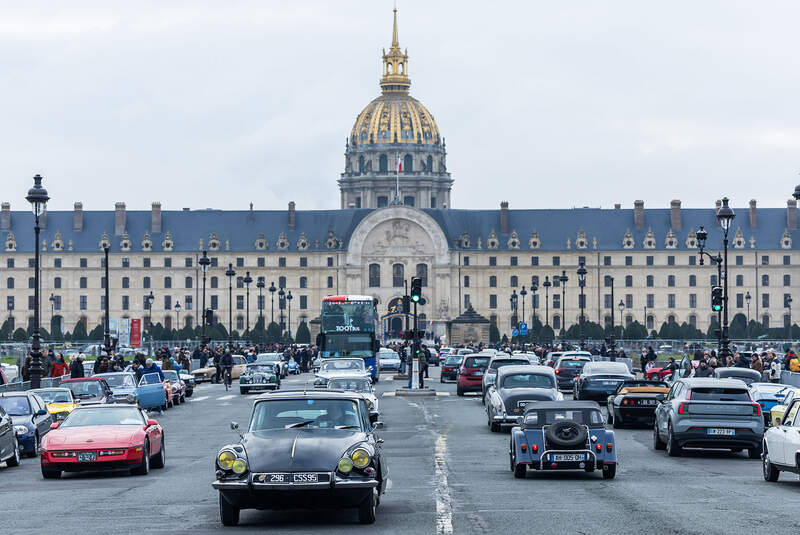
[653,378,764,458]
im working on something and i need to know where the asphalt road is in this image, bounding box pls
[1,368,798,535]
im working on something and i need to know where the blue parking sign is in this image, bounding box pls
[519,322,528,335]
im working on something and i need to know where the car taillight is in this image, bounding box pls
[678,402,690,415]
[595,444,602,451]
[520,444,527,452]
[554,369,561,374]
[531,444,538,452]
[621,398,629,405]
[752,404,761,417]
[606,443,613,451]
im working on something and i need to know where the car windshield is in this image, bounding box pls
[464,357,490,368]
[321,360,365,372]
[444,356,462,366]
[501,373,555,389]
[250,399,363,431]
[586,364,630,375]
[98,374,135,388]
[321,333,373,358]
[257,354,281,363]
[0,396,31,416]
[328,379,371,392]
[247,365,275,373]
[164,371,179,381]
[63,381,103,399]
[558,359,589,369]
[35,390,73,404]
[489,359,528,370]
[690,387,751,401]
[139,373,163,386]
[61,407,145,427]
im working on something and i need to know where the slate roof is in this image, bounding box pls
[0,206,796,253]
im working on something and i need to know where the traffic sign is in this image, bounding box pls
[519,322,528,336]
[512,328,519,337]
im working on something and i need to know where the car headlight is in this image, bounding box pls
[126,393,136,403]
[217,450,236,470]
[231,458,248,475]
[337,457,354,473]
[14,425,29,435]
[351,448,371,468]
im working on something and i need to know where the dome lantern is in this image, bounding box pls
[380,8,410,94]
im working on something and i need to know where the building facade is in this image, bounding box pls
[1,9,798,342]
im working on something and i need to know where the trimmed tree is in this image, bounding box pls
[295,321,311,344]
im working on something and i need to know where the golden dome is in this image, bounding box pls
[349,8,441,147]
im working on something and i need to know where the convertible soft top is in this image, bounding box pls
[523,400,601,411]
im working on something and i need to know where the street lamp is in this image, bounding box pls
[26,174,49,389]
[576,262,587,350]
[145,291,154,356]
[745,291,751,339]
[695,226,723,346]
[256,277,265,329]
[543,276,551,328]
[559,270,568,346]
[278,286,286,335]
[49,293,55,330]
[607,276,616,361]
[174,300,181,332]
[225,263,236,350]
[198,250,210,348]
[531,282,538,342]
[618,299,625,341]
[287,290,293,340]
[102,245,111,356]
[269,281,277,326]
[716,198,736,360]
[520,286,528,340]
[243,271,253,335]
[786,296,793,340]
[510,290,518,341]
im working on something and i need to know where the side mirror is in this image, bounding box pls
[655,394,666,402]
[50,422,61,430]
[230,421,239,431]
[108,391,114,396]
[147,419,159,427]
[372,421,384,430]
[369,411,380,424]
[36,409,48,416]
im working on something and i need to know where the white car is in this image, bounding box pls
[1,363,18,381]
[255,353,288,378]
[378,349,401,372]
[762,397,800,482]
[314,358,370,387]
[327,375,379,414]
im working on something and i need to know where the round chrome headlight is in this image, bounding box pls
[231,458,248,475]
[217,450,236,470]
[126,393,136,403]
[338,457,354,473]
[351,448,371,468]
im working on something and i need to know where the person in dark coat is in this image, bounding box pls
[70,355,85,378]
[694,360,714,377]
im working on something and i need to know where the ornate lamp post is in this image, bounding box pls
[695,226,723,346]
[543,276,551,328]
[745,291,751,339]
[786,296,793,340]
[559,270,568,346]
[26,174,49,389]
[49,293,55,335]
[145,291,154,356]
[225,263,236,350]
[243,271,253,335]
[531,282,538,343]
[520,285,528,341]
[576,262,587,350]
[287,291,293,340]
[510,290,518,341]
[608,276,617,361]
[269,281,277,326]
[198,250,210,348]
[256,277,265,329]
[174,300,181,332]
[103,245,111,356]
[278,286,286,335]
[618,299,625,341]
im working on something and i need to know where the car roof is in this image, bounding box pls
[497,364,555,378]
[30,387,71,392]
[582,362,632,375]
[71,404,141,411]
[679,377,750,388]
[326,375,372,382]
[524,400,601,410]
[0,392,31,398]
[95,372,133,376]
[61,377,105,382]
[715,368,761,376]
[489,356,529,363]
[256,389,364,401]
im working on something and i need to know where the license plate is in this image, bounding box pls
[639,399,656,405]
[474,371,483,376]
[707,428,735,436]
[78,452,97,462]
[551,454,584,462]
[257,473,288,484]
[602,381,617,385]
[293,473,318,483]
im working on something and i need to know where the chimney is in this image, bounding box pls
[614,203,621,210]
[500,201,509,234]
[288,201,296,231]
[788,199,798,231]
[73,202,83,231]
[248,202,254,222]
[1,202,10,231]
[749,199,757,229]
[151,202,162,233]
[670,199,681,231]
[634,200,645,228]
[114,202,126,236]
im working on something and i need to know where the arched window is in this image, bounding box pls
[299,276,307,289]
[184,316,193,329]
[210,276,218,289]
[762,274,769,287]
[379,154,388,172]
[403,154,413,173]
[426,155,433,172]
[6,277,13,289]
[646,315,654,330]
[358,155,365,173]
[688,315,697,328]
[278,276,286,288]
[164,276,172,289]
[164,316,172,330]
[392,263,404,287]
[553,315,561,330]
[604,275,613,287]
[762,314,770,328]
[369,264,380,287]
[736,275,743,286]
[143,276,150,289]
[236,316,244,331]
[689,275,696,287]
[510,275,518,287]
[54,277,62,289]
[464,275,470,288]
[416,263,428,286]
[625,275,632,287]
[185,276,193,289]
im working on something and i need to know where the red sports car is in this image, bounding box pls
[40,404,165,479]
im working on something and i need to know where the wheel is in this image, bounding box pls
[240,387,248,395]
[490,421,501,432]
[748,444,762,459]
[180,394,186,404]
[513,462,526,479]
[602,463,617,479]
[763,450,780,482]
[161,404,168,412]
[358,488,377,524]
[612,416,622,429]
[185,389,193,398]
[26,434,39,458]
[648,374,659,381]
[41,467,61,479]
[666,424,682,457]
[607,411,614,425]
[653,422,666,450]
[219,493,240,526]
[151,438,165,469]
[456,386,464,397]
[131,443,150,475]
[6,437,20,467]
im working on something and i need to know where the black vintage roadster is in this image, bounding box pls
[212,390,388,526]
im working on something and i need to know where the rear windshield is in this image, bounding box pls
[444,356,462,365]
[690,388,751,401]
[464,357,491,368]
[490,359,528,370]
[557,359,589,369]
[525,409,603,426]
[501,373,554,389]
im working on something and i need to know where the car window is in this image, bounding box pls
[464,357,490,368]
[557,359,588,369]
[501,373,555,389]
[62,407,145,427]
[667,383,681,401]
[445,356,462,366]
[63,381,103,399]
[689,388,751,401]
[784,391,796,407]
[0,396,32,415]
[490,359,528,370]
[250,399,362,431]
[100,374,136,388]
[785,401,800,425]
[139,373,163,386]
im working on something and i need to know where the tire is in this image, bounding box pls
[545,420,588,449]
[763,450,780,482]
[456,386,464,397]
[602,463,617,479]
[748,444,762,459]
[240,387,248,395]
[41,467,61,479]
[131,443,150,475]
[219,493,240,526]
[358,488,377,524]
[180,394,186,404]
[653,422,666,450]
[26,434,39,458]
[666,424,682,457]
[151,438,165,469]
[607,411,614,425]
[490,421,501,433]
[513,462,527,479]
[185,389,193,398]
[6,437,21,467]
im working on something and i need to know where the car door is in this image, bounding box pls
[29,394,51,438]
[781,401,800,465]
[0,406,12,459]
[101,379,115,403]
[656,382,681,436]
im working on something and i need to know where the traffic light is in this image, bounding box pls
[403,295,410,313]
[711,286,723,312]
[204,308,214,326]
[410,277,422,303]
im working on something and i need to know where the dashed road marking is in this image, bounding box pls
[382,392,396,397]
[216,394,235,401]
[190,396,209,402]
[434,434,453,535]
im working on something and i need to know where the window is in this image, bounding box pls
[28,258,34,268]
[27,295,34,310]
[785,293,792,308]
[101,276,106,289]
[667,275,675,287]
[625,256,632,266]
[164,257,172,268]
[369,264,380,287]
[416,263,428,286]
[690,294,697,308]
[762,294,769,308]
[762,274,769,287]
[210,257,218,267]
[237,295,244,310]
[646,315,654,330]
[53,296,62,310]
[54,258,62,268]
[327,276,334,288]
[80,296,87,310]
[463,256,470,266]
[689,275,696,287]
[278,276,286,288]
[736,275,743,286]
[578,256,586,266]
[489,276,497,287]
[762,255,769,266]
[257,295,265,310]
[122,296,129,311]
[510,275,518,287]
[236,276,244,289]
[646,256,654,266]
[604,275,613,288]
[257,257,265,267]
[667,255,675,266]
[668,294,676,308]
[489,295,497,309]
[403,196,415,207]
[378,154,388,172]
[553,294,561,309]
[143,276,150,289]
[736,293,743,308]
[122,277,129,289]
[121,257,129,268]
[6,277,12,289]
[646,294,654,308]
[6,258,13,268]
[489,257,497,266]
[646,275,654,287]
[510,256,518,267]
[185,296,193,310]
[185,276,193,289]
[552,275,560,287]
[784,255,791,266]
[279,257,286,268]
[164,276,172,289]
[464,276,470,288]
[327,257,334,267]
[101,257,106,268]
[28,277,35,289]
[532,275,539,287]
[689,256,696,266]
[552,256,560,266]
[143,257,151,268]
[784,274,791,287]
[299,277,307,289]
[377,196,388,208]
[531,256,539,266]
[762,314,769,328]
[164,295,171,311]
[603,256,611,266]
[210,276,218,289]
[392,263,404,287]
[710,275,718,286]
[299,257,308,267]
[604,294,611,309]
[211,295,218,310]
[625,275,632,287]
[185,257,193,267]
[430,196,437,208]
[100,295,106,311]
[553,315,561,330]
[236,316,244,331]
[143,296,151,309]
[625,294,633,308]
[403,154,413,173]
[235,257,244,268]
[736,255,744,266]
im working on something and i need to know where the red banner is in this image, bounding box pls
[131,319,142,348]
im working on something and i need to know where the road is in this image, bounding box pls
[1,368,798,535]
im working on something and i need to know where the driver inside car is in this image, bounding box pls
[316,403,360,429]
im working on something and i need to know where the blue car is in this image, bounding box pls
[0,392,53,457]
[509,400,617,479]
[749,382,790,425]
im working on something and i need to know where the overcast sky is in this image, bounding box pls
[2,0,799,212]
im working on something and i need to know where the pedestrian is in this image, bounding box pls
[695,360,713,377]
[50,353,68,377]
[70,354,86,378]
[788,352,800,373]
[422,345,431,379]
[750,353,763,373]
[213,350,222,384]
[769,356,782,383]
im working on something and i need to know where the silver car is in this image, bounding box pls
[481,356,532,403]
[653,377,764,458]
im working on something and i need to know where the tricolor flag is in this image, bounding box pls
[396,156,403,173]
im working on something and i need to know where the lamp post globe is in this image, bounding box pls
[198,250,211,348]
[26,174,49,389]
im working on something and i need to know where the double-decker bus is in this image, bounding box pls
[318,295,380,381]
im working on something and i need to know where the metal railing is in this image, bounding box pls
[0,374,69,394]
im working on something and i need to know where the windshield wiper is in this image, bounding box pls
[74,393,96,398]
[334,425,361,430]
[286,420,316,429]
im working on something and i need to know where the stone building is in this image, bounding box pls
[0,9,798,343]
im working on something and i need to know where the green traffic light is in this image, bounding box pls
[713,305,722,311]
[411,295,420,302]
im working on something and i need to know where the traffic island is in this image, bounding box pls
[394,387,437,397]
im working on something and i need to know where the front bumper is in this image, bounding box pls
[18,432,35,454]
[240,382,279,391]
[41,448,144,471]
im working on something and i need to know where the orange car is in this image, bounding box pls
[606,380,670,428]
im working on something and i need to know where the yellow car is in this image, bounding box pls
[770,387,800,426]
[31,388,80,421]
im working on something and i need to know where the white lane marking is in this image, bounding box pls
[434,434,453,535]
[435,392,450,396]
[190,396,209,402]
[216,394,235,401]
[382,392,396,397]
